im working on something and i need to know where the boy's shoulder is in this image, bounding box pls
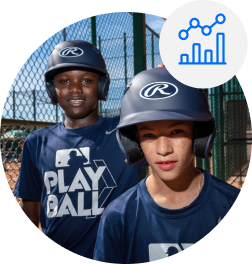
[25,123,60,142]
[209,171,240,193]
[206,170,240,202]
[102,115,120,128]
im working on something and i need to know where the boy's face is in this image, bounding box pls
[136,120,195,182]
[54,69,100,119]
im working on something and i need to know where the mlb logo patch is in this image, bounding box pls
[148,243,193,261]
[55,147,90,167]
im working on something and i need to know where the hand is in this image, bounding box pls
[158,64,165,68]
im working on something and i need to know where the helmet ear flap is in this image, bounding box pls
[193,120,216,160]
[98,74,110,101]
[116,126,144,165]
[45,80,58,105]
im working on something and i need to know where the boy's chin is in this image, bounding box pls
[152,168,180,182]
[65,109,97,120]
[151,162,195,184]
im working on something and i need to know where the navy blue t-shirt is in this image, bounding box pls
[14,116,145,258]
[93,170,240,263]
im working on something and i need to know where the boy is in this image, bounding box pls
[13,40,145,258]
[93,67,240,263]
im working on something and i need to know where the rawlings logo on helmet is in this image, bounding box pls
[139,82,178,100]
[59,47,84,57]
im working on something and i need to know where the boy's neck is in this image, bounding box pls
[64,112,100,129]
[146,165,204,210]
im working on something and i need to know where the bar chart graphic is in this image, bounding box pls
[179,33,227,65]
[178,14,227,65]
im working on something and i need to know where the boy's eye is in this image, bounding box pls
[59,79,69,84]
[82,78,92,84]
[143,133,155,138]
[171,129,183,135]
[57,78,93,84]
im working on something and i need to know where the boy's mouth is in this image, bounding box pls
[69,99,84,106]
[156,160,177,164]
[155,161,177,170]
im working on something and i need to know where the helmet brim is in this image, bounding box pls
[117,110,214,129]
[45,63,107,81]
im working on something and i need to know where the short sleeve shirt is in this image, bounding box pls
[93,170,240,263]
[14,116,146,258]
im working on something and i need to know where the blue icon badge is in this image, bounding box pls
[178,13,227,65]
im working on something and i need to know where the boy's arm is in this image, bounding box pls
[14,137,42,227]
[21,199,41,227]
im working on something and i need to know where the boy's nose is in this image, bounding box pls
[156,136,174,156]
[70,82,82,93]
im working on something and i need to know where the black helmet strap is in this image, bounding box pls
[119,126,144,166]
[193,120,216,160]
[45,80,58,105]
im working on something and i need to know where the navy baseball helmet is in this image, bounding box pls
[116,67,216,165]
[44,40,110,104]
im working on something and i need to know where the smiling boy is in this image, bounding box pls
[13,40,145,258]
[93,67,240,263]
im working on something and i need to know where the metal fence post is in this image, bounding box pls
[98,36,101,51]
[219,85,225,181]
[133,13,147,180]
[133,13,146,75]
[210,87,217,176]
[56,105,58,123]
[90,16,97,46]
[56,96,59,123]
[62,28,66,41]
[90,17,101,115]
[202,89,210,172]
[33,90,36,121]
[224,80,230,179]
[58,28,67,123]
[124,33,128,87]
[195,86,204,170]
[33,89,37,131]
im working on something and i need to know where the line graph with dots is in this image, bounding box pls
[178,13,227,65]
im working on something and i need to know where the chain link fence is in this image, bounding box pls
[1,12,162,202]
[209,77,251,188]
[1,12,250,202]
